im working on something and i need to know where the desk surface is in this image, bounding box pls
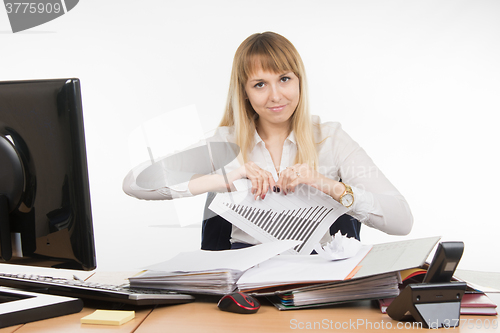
[1,295,499,333]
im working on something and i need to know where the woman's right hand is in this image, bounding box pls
[236,162,276,200]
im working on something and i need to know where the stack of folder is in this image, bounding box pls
[130,236,443,312]
[129,240,301,295]
[234,243,405,310]
[269,272,400,310]
[243,237,443,310]
[130,269,243,295]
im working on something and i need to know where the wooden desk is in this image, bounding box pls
[0,306,153,333]
[138,297,500,333]
[1,295,498,332]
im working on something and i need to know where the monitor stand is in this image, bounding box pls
[0,286,83,328]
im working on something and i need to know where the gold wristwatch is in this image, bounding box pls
[339,182,354,208]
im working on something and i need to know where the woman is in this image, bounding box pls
[123,32,413,248]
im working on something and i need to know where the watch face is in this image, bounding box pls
[341,193,354,207]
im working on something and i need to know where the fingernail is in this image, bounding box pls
[273,186,276,192]
[261,194,266,199]
[276,187,281,193]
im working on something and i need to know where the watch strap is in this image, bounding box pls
[339,182,354,208]
[340,182,353,195]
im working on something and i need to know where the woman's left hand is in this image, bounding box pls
[276,163,323,194]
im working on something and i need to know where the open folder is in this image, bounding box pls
[240,236,441,310]
[129,236,440,303]
[238,236,441,294]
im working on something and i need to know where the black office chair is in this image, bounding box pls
[200,192,361,251]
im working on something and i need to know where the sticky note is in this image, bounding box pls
[80,310,135,326]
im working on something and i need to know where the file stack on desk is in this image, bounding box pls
[271,272,400,310]
[237,236,441,310]
[129,240,301,295]
[130,269,243,295]
[237,249,400,310]
[130,236,441,309]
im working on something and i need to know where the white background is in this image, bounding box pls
[1,0,499,272]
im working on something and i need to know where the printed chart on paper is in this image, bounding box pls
[209,185,348,254]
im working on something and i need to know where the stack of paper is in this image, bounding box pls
[236,236,441,310]
[130,269,242,295]
[271,272,400,310]
[129,240,300,295]
[129,235,440,310]
[236,245,400,309]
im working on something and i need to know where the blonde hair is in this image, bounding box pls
[219,32,318,169]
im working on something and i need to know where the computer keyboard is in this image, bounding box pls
[0,272,195,306]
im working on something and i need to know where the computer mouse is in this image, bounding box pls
[217,291,260,314]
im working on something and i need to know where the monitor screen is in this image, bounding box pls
[0,78,96,271]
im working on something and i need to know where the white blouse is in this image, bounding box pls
[123,116,413,243]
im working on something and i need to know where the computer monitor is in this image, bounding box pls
[0,78,96,326]
[0,78,95,270]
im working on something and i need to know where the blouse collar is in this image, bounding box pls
[253,130,297,146]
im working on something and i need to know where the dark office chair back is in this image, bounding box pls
[200,192,361,251]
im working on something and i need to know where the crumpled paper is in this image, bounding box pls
[314,231,362,260]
